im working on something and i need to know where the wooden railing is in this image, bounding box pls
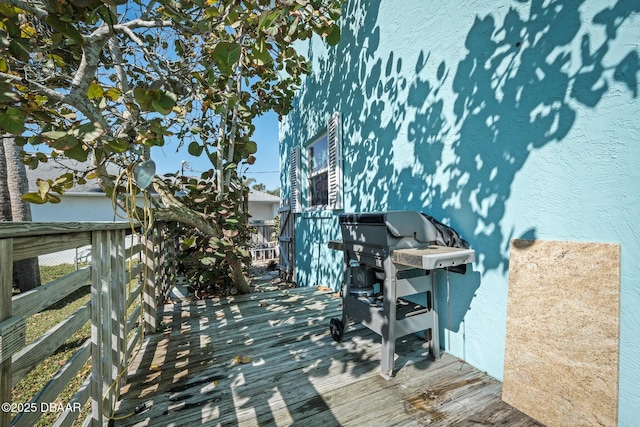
[249,222,279,261]
[0,221,175,427]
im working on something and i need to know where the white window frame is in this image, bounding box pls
[290,112,342,213]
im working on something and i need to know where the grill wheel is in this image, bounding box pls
[329,318,344,342]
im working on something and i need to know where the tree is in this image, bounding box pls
[0,135,41,291]
[0,0,343,294]
[266,187,280,197]
[252,182,266,192]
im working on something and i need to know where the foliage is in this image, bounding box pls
[266,187,280,196]
[0,0,344,293]
[163,171,252,297]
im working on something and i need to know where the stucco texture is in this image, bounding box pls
[279,1,640,424]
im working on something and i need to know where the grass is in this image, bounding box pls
[11,264,91,427]
[11,263,141,427]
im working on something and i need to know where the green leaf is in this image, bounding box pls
[42,130,68,140]
[212,42,241,74]
[96,3,120,23]
[22,192,46,204]
[47,194,62,203]
[0,108,25,134]
[49,134,80,151]
[245,140,257,155]
[250,39,272,66]
[103,88,121,101]
[0,4,19,18]
[65,143,89,162]
[76,122,104,142]
[188,141,203,156]
[8,38,30,62]
[104,138,129,153]
[133,87,154,111]
[0,83,20,103]
[182,237,196,248]
[53,173,73,186]
[134,88,176,114]
[151,91,177,115]
[326,24,341,46]
[45,15,84,46]
[87,82,104,99]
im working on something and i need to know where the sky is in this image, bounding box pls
[152,111,282,192]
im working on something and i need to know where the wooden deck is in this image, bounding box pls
[113,286,542,426]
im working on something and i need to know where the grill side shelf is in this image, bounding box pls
[391,246,476,270]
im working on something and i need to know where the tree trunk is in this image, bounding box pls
[0,137,11,219]
[1,135,42,292]
[228,258,251,295]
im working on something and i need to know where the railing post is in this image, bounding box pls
[0,238,13,427]
[114,229,127,386]
[142,227,157,334]
[90,230,104,426]
[156,222,176,304]
[166,223,177,302]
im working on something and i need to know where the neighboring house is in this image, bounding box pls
[26,159,129,265]
[26,159,126,223]
[26,160,280,262]
[279,1,639,425]
[247,190,280,261]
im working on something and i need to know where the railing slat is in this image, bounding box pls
[125,326,142,365]
[142,233,157,334]
[0,222,133,238]
[11,339,90,427]
[90,230,104,427]
[11,303,90,388]
[114,229,127,387]
[12,268,91,319]
[12,232,91,261]
[126,306,141,337]
[52,375,91,427]
[126,283,142,310]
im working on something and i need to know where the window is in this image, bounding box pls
[308,134,329,207]
[290,112,342,212]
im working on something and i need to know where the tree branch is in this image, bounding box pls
[151,177,219,236]
[4,0,47,19]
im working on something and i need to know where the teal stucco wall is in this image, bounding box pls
[279,1,640,424]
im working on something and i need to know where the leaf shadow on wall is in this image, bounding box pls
[283,0,639,336]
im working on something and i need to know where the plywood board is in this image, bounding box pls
[503,239,620,427]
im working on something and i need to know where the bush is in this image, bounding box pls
[163,172,253,298]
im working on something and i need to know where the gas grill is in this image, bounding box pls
[328,211,475,379]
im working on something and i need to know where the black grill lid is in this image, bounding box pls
[339,211,438,243]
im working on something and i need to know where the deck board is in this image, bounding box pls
[113,287,542,426]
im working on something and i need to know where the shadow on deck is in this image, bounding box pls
[113,287,542,426]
